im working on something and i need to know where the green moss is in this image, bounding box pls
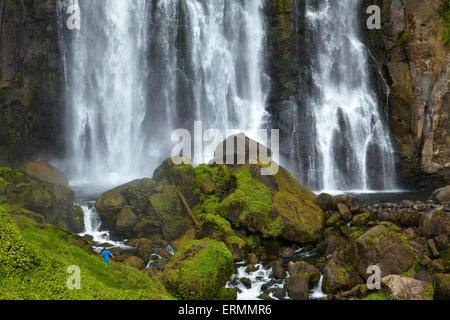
[218,169,276,237]
[164,238,234,300]
[0,206,173,300]
[399,29,409,44]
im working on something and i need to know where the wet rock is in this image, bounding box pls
[267,287,287,300]
[288,261,320,285]
[240,278,252,289]
[286,273,310,300]
[271,260,286,279]
[382,275,433,300]
[245,264,259,273]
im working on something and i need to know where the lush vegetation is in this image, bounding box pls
[0,206,174,300]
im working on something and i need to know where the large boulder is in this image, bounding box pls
[286,273,310,300]
[213,135,324,244]
[345,225,421,280]
[163,238,234,300]
[430,185,450,203]
[382,275,433,300]
[95,175,193,240]
[323,251,363,294]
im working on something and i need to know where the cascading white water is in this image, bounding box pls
[305,0,397,193]
[184,0,267,132]
[59,0,267,187]
[78,201,133,251]
[61,0,150,187]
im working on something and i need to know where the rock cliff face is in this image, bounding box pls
[364,0,449,185]
[0,0,64,166]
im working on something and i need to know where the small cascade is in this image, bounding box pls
[309,274,327,300]
[78,201,133,252]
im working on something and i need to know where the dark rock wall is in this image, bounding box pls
[0,0,64,167]
[363,0,449,186]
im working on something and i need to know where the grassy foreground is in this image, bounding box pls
[0,206,174,300]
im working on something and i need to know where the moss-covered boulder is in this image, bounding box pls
[323,251,363,294]
[0,167,83,233]
[95,175,194,240]
[345,225,421,280]
[163,238,234,300]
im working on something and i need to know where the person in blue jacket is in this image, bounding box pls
[101,248,114,266]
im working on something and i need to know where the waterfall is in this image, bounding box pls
[301,0,397,192]
[58,0,267,187]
